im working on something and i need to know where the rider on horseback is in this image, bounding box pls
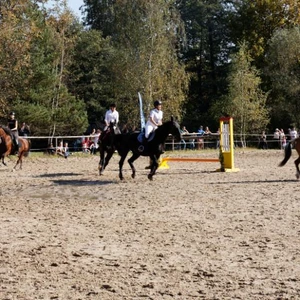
[7,112,19,154]
[138,100,163,152]
[99,103,120,149]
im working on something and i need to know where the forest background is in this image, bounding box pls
[1,0,300,140]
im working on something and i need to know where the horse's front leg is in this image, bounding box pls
[118,151,128,180]
[294,157,300,179]
[1,156,7,166]
[98,147,106,175]
[148,155,159,181]
[104,150,114,169]
[128,153,140,179]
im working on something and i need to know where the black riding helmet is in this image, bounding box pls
[154,100,162,107]
[10,112,15,116]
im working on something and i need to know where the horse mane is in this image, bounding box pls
[0,125,13,137]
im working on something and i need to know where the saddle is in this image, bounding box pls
[137,131,156,152]
[137,131,155,144]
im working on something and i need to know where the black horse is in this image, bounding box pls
[98,122,121,175]
[114,117,181,180]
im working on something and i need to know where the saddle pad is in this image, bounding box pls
[137,131,155,143]
[137,132,144,143]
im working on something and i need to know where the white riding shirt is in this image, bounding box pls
[104,109,119,127]
[145,108,163,138]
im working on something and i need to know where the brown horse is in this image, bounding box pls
[0,126,30,169]
[279,137,300,179]
[0,126,14,166]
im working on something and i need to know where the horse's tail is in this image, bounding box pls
[279,141,292,167]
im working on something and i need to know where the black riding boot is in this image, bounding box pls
[14,142,19,155]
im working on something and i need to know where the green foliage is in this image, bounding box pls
[177,0,232,130]
[83,0,189,128]
[68,29,115,126]
[2,0,300,137]
[265,26,300,129]
[0,1,88,135]
[220,42,269,141]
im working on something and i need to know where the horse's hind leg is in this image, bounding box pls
[148,155,159,181]
[128,153,140,179]
[13,156,22,170]
[294,157,300,179]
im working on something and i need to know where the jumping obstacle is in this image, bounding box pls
[159,116,239,172]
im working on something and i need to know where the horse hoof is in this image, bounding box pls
[296,172,300,179]
[147,174,153,181]
[131,174,135,179]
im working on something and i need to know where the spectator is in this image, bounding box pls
[180,126,188,150]
[204,126,212,135]
[73,137,82,152]
[204,126,212,148]
[273,128,280,148]
[197,125,205,150]
[215,128,220,149]
[82,137,90,153]
[181,126,195,150]
[56,141,64,156]
[279,129,286,149]
[19,122,30,137]
[90,128,101,154]
[63,142,70,158]
[290,127,298,141]
[47,142,56,155]
[258,131,268,149]
[56,141,70,158]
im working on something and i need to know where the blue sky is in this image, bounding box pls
[46,0,84,18]
[67,0,84,17]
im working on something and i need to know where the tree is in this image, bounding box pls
[83,0,189,128]
[222,42,269,146]
[177,0,232,130]
[228,0,300,69]
[68,29,116,127]
[0,0,88,135]
[265,26,300,129]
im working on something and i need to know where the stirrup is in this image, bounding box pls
[138,145,144,152]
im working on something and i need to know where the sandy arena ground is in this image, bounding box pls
[1,149,300,300]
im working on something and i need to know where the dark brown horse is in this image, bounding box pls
[0,126,30,169]
[279,137,300,179]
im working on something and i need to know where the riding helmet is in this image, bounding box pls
[154,100,162,107]
[110,103,116,108]
[10,112,15,116]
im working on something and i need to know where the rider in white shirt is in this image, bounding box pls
[139,100,163,152]
[145,100,163,139]
[100,103,119,146]
[104,103,119,130]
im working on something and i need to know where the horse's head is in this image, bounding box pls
[109,121,121,135]
[170,116,182,142]
[161,116,182,142]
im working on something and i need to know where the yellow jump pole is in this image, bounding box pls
[217,116,239,172]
